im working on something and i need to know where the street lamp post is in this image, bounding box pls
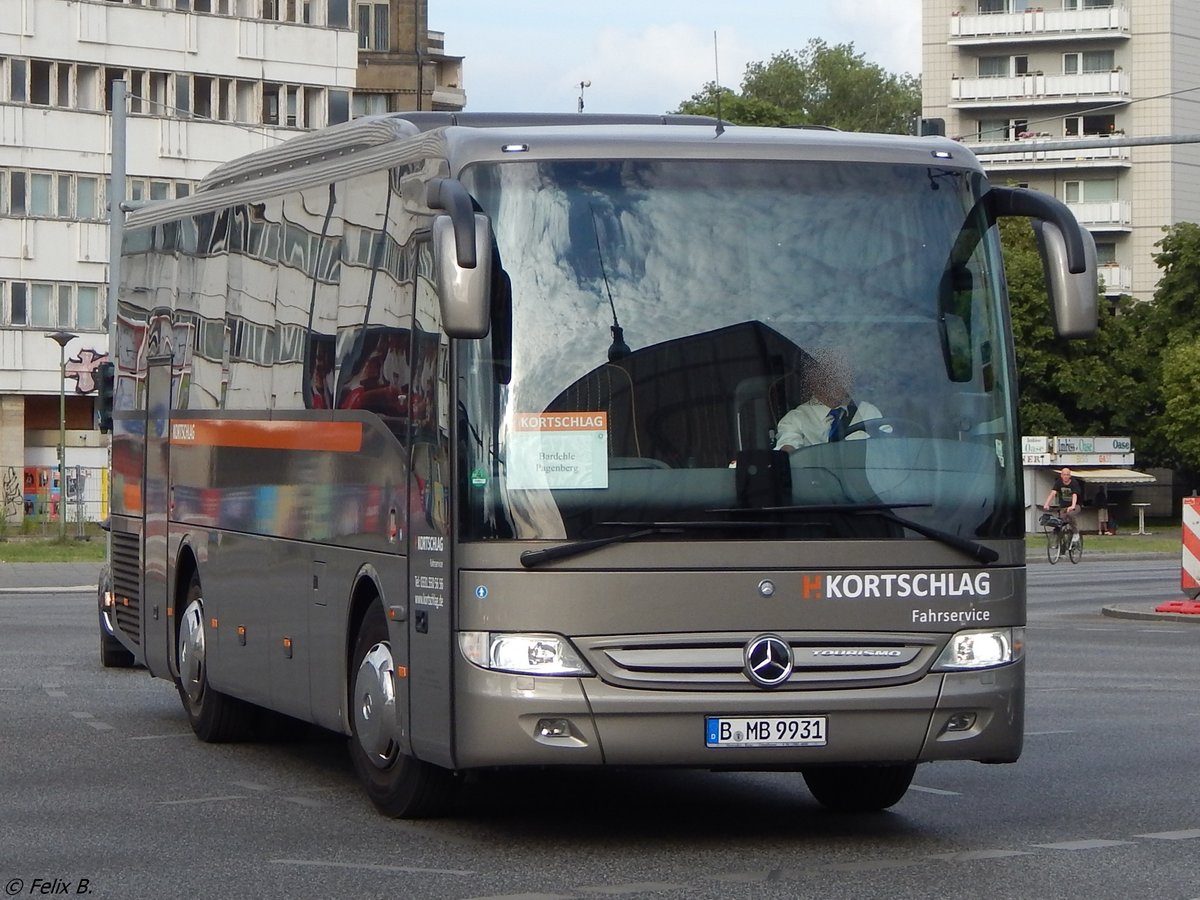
[577,80,591,113]
[47,330,78,540]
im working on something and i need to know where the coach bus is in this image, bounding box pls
[98,112,1097,817]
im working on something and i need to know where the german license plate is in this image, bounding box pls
[705,715,827,748]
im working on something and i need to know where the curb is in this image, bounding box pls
[0,585,94,595]
[1101,603,1200,624]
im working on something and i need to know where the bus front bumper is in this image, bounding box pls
[450,658,1023,769]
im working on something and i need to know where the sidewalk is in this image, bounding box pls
[0,562,100,594]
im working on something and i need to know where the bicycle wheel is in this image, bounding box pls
[1046,527,1061,564]
[1068,529,1083,564]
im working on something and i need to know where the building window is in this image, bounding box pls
[1,282,107,330]
[329,89,350,125]
[357,2,388,50]
[1064,179,1118,203]
[10,58,27,102]
[352,92,389,118]
[1064,114,1117,137]
[30,284,54,328]
[977,56,1027,79]
[1064,50,1115,75]
[10,283,27,326]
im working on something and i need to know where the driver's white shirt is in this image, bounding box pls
[773,399,883,450]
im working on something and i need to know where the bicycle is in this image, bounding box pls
[1040,511,1082,564]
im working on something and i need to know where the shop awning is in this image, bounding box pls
[1068,468,1156,484]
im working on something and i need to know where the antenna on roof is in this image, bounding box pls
[713,31,725,137]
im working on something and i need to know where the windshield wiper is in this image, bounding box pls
[519,520,779,568]
[707,503,1000,566]
[519,526,682,568]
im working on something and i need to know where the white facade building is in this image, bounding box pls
[922,0,1200,303]
[1,0,358,524]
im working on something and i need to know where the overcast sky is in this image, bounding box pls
[433,2,923,115]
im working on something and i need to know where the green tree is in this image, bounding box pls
[1160,339,1200,472]
[1140,222,1200,469]
[673,39,920,133]
[1001,218,1161,452]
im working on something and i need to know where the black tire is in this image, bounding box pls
[348,599,458,818]
[1068,530,1083,564]
[176,573,256,742]
[803,764,916,812]
[1046,528,1061,564]
[98,572,136,669]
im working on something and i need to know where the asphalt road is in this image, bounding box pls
[1,559,1198,900]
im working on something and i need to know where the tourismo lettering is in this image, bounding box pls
[801,572,991,600]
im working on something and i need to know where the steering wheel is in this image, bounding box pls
[843,416,927,439]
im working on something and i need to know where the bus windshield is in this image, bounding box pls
[458,157,1020,543]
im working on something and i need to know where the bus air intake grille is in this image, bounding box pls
[110,531,142,646]
[575,633,942,692]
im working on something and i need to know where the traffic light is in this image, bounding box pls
[96,361,115,433]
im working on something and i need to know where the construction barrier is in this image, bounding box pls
[1184,497,1200,601]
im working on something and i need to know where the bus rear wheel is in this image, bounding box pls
[802,763,916,812]
[176,573,256,742]
[348,600,457,818]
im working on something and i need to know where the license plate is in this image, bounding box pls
[705,715,827,748]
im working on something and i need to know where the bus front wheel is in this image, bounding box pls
[802,763,916,812]
[176,573,256,742]
[348,600,458,818]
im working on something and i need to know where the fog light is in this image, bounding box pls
[536,718,572,738]
[945,712,976,733]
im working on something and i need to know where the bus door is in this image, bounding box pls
[141,315,175,680]
[405,325,455,768]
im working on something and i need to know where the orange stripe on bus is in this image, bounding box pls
[170,420,363,452]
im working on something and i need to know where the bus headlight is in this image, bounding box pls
[932,627,1024,671]
[458,632,592,676]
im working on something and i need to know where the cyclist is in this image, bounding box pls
[1043,467,1082,545]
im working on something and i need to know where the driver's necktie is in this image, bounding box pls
[828,407,847,442]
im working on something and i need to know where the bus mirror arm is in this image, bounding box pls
[427,177,478,269]
[990,187,1098,340]
[990,187,1086,273]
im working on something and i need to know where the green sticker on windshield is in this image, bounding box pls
[470,467,488,487]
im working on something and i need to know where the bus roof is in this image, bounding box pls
[127,115,978,230]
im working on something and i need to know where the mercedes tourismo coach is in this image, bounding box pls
[98,112,1097,817]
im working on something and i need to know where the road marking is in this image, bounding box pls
[1025,730,1075,736]
[129,732,193,740]
[927,849,1033,861]
[68,710,112,730]
[157,795,249,806]
[1136,829,1200,840]
[1031,839,1134,850]
[910,784,960,796]
[230,781,271,791]
[280,795,325,808]
[43,683,67,698]
[270,859,475,876]
[576,883,686,895]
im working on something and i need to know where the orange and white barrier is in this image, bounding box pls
[1184,497,1200,601]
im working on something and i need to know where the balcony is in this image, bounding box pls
[1097,263,1132,295]
[949,6,1130,44]
[1068,200,1132,231]
[971,136,1131,171]
[951,71,1130,107]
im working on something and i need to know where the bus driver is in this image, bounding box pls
[773,350,883,452]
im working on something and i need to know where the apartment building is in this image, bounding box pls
[0,0,462,527]
[923,0,1200,302]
